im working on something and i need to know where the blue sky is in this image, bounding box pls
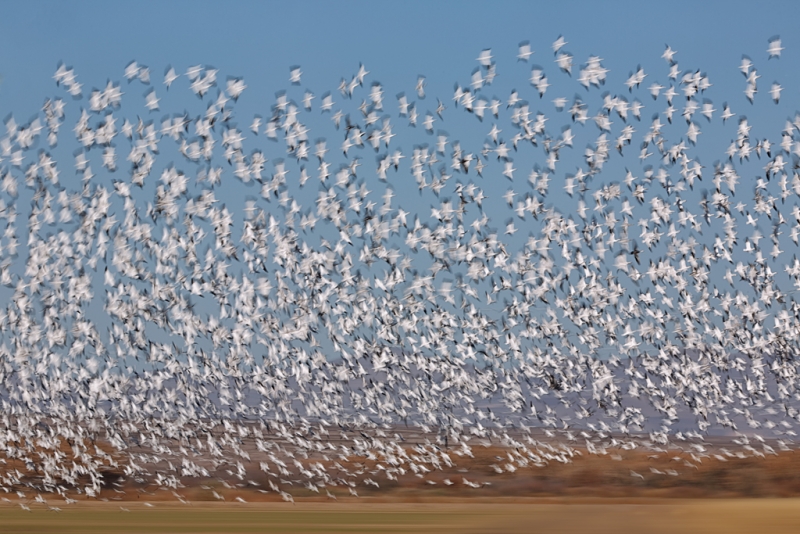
[0,1,799,438]
[2,0,798,114]
[3,0,797,206]
[2,0,800,367]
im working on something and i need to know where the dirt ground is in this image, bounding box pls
[4,425,800,534]
[1,499,800,533]
[6,444,800,502]
[4,447,800,534]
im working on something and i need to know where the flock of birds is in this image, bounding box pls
[1,35,800,506]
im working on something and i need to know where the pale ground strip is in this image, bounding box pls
[1,499,800,533]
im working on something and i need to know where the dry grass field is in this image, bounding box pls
[4,431,800,532]
[1,499,800,533]
[6,443,799,502]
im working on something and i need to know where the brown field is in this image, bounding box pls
[4,429,800,532]
[1,499,800,533]
[5,443,800,502]
[156,445,800,501]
